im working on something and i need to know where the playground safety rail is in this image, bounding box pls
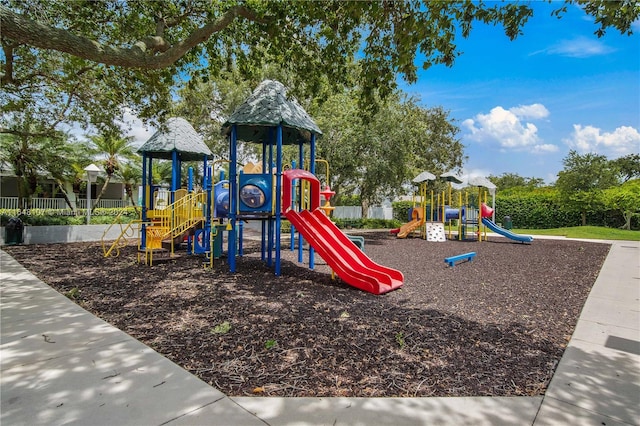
[102,209,141,258]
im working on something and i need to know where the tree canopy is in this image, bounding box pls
[313,91,464,215]
[604,179,640,230]
[555,150,621,225]
[2,0,638,127]
[489,173,545,192]
[611,154,640,183]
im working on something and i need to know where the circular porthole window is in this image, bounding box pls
[240,184,266,208]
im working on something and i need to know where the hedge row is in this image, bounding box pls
[392,192,638,230]
[2,196,634,230]
[0,207,139,226]
[494,193,637,229]
[280,218,402,233]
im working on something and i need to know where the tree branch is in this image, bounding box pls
[1,43,15,85]
[0,128,60,138]
[0,5,264,69]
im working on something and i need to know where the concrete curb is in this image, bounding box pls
[0,224,133,245]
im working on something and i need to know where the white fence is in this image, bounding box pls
[0,197,128,210]
[1,196,389,219]
[333,206,393,220]
[76,199,128,209]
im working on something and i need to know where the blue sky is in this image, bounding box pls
[397,2,640,184]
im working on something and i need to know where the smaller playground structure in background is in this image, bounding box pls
[391,171,533,244]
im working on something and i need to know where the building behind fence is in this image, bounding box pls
[0,197,129,210]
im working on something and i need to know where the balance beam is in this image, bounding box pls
[444,251,476,267]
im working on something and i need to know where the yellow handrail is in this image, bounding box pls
[102,209,141,258]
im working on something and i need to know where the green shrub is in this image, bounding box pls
[333,218,400,229]
[0,207,138,226]
[392,201,414,222]
[280,220,291,233]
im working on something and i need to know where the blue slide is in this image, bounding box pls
[481,218,533,243]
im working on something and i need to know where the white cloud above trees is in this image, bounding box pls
[563,124,640,156]
[462,103,557,153]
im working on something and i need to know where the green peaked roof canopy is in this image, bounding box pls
[138,117,212,161]
[221,80,322,144]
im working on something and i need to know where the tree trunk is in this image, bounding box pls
[17,176,31,211]
[622,211,632,230]
[55,179,75,212]
[124,184,140,214]
[92,175,111,213]
[361,199,370,219]
[581,211,587,226]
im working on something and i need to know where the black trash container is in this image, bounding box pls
[503,216,513,230]
[5,217,24,245]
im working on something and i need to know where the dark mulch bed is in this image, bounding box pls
[4,232,610,398]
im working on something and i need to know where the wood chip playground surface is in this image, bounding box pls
[3,231,611,398]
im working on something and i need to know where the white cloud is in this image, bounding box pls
[563,124,640,156]
[117,108,155,147]
[533,37,615,58]
[508,103,549,119]
[531,144,559,153]
[463,104,556,153]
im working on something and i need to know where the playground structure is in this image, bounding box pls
[393,171,533,243]
[103,80,404,295]
[102,117,218,265]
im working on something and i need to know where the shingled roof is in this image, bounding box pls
[138,117,213,161]
[221,80,322,145]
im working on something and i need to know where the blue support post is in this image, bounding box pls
[275,125,283,275]
[228,126,237,273]
[171,150,180,203]
[203,156,211,253]
[141,153,148,249]
[267,132,274,267]
[205,164,213,253]
[261,140,267,261]
[261,219,266,261]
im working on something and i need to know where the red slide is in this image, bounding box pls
[285,208,404,295]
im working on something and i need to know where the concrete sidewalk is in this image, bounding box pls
[1,240,638,425]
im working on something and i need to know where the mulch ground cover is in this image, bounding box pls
[4,231,610,398]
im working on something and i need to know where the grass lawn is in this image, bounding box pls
[511,225,640,241]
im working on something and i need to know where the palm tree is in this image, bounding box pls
[87,132,136,212]
[117,162,141,213]
[0,130,82,211]
[152,160,174,186]
[0,133,40,210]
[46,139,92,212]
